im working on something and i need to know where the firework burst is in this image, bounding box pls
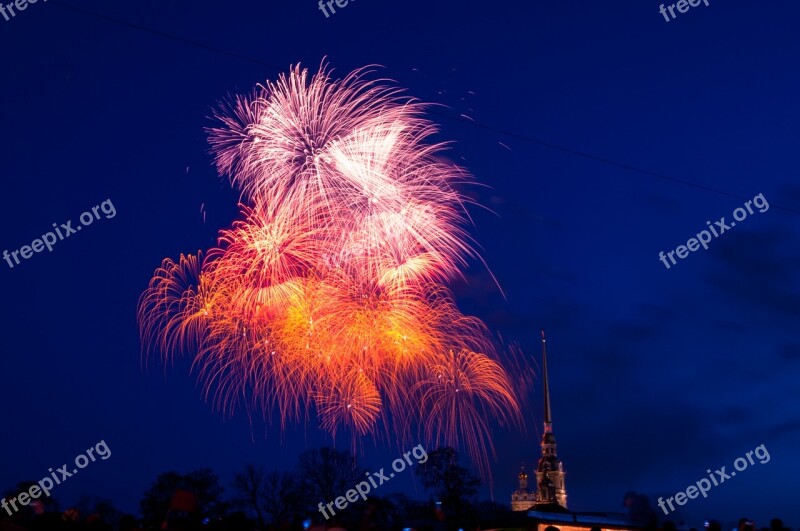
[139,63,526,479]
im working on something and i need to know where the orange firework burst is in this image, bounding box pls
[138,63,526,479]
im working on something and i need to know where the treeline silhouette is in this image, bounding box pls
[0,447,489,531]
[1,449,791,531]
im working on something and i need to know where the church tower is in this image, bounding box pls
[534,331,567,508]
[511,466,536,511]
[511,332,568,511]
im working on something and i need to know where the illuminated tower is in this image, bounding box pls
[511,466,536,511]
[534,331,567,509]
[511,332,568,511]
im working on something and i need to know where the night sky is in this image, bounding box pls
[1,0,799,527]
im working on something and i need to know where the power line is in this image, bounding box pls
[429,110,757,201]
[48,1,800,215]
[50,1,284,70]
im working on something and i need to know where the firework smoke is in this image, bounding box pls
[139,64,525,478]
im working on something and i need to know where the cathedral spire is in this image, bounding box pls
[511,330,568,511]
[542,330,552,433]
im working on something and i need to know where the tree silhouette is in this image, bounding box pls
[185,468,225,517]
[140,468,224,528]
[1,481,60,526]
[75,494,121,529]
[262,469,303,525]
[415,447,481,518]
[296,447,365,512]
[231,465,267,529]
[140,470,182,526]
[231,465,303,527]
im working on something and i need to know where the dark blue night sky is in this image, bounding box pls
[1,0,799,528]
